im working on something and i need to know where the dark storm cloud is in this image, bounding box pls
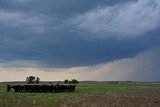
[0,0,159,68]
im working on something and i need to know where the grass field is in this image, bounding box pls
[0,82,160,107]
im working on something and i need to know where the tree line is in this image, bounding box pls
[26,76,79,84]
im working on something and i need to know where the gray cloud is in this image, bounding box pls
[73,0,160,38]
[0,11,46,34]
[0,0,159,69]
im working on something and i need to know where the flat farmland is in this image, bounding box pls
[0,83,160,107]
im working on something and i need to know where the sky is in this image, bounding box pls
[0,0,160,82]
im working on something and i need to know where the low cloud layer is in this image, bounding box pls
[0,47,160,82]
[0,0,159,81]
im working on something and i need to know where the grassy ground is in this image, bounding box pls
[0,83,160,107]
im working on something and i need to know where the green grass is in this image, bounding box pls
[0,83,160,107]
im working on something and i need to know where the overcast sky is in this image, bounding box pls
[0,0,160,81]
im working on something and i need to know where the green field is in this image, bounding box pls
[0,82,160,107]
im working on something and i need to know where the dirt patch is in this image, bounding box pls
[107,88,160,107]
[67,88,160,107]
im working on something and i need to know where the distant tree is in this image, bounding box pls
[68,80,72,84]
[115,81,118,84]
[65,79,79,84]
[26,76,36,84]
[71,79,79,84]
[35,77,40,84]
[64,79,68,84]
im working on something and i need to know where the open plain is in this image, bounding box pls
[0,82,160,107]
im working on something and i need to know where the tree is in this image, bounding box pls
[71,79,79,84]
[26,76,36,84]
[64,79,68,84]
[64,79,79,84]
[35,77,40,84]
[68,80,72,84]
